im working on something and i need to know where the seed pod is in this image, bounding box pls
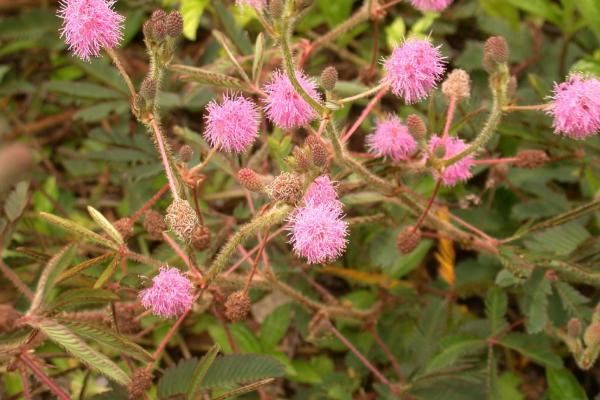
[178,145,193,163]
[166,11,183,37]
[128,368,153,400]
[144,209,167,240]
[268,172,303,204]
[238,168,265,193]
[292,147,311,173]
[165,198,199,242]
[396,226,421,255]
[441,69,471,101]
[112,218,133,240]
[406,114,427,139]
[305,135,328,167]
[225,291,251,321]
[139,76,157,100]
[514,150,549,169]
[192,225,211,251]
[320,66,338,91]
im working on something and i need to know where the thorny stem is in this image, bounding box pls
[190,145,219,174]
[0,258,34,300]
[370,326,405,383]
[105,48,136,97]
[161,232,203,280]
[412,178,442,232]
[338,82,388,104]
[129,183,170,223]
[149,116,180,199]
[503,103,550,112]
[442,96,457,139]
[243,233,268,295]
[19,353,70,400]
[341,85,388,142]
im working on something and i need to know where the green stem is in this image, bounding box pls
[337,82,388,104]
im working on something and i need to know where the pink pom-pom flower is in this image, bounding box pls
[236,0,265,10]
[367,115,417,162]
[57,0,124,61]
[428,135,474,186]
[288,204,348,264]
[304,175,342,212]
[410,0,453,12]
[382,39,446,104]
[204,94,260,153]
[264,70,321,129]
[140,267,194,318]
[548,74,600,139]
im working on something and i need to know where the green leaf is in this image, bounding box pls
[485,287,508,334]
[48,288,119,311]
[170,64,248,90]
[316,0,353,28]
[528,199,600,232]
[55,253,115,284]
[575,0,600,42]
[181,0,209,40]
[186,344,220,400]
[87,206,124,245]
[524,223,590,256]
[212,378,275,400]
[213,1,253,54]
[498,333,562,369]
[39,212,119,250]
[546,368,587,400]
[58,320,152,363]
[385,17,405,50]
[260,303,292,350]
[252,32,265,84]
[554,281,589,317]
[504,0,562,25]
[424,335,487,373]
[35,319,131,385]
[29,244,77,313]
[4,181,29,222]
[44,81,124,100]
[524,269,552,334]
[93,256,120,289]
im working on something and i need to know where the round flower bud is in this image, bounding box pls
[0,305,20,333]
[441,69,471,102]
[140,76,156,100]
[143,209,167,240]
[179,145,193,163]
[292,147,312,173]
[320,66,339,91]
[128,368,152,400]
[152,18,167,41]
[406,114,427,139]
[305,135,328,167]
[483,36,509,73]
[151,9,167,22]
[165,198,199,242]
[515,149,549,169]
[225,291,251,321]
[238,168,265,192]
[396,226,421,255]
[113,218,133,240]
[269,0,284,18]
[567,318,582,338]
[166,11,183,37]
[268,172,303,204]
[584,323,600,348]
[192,225,211,251]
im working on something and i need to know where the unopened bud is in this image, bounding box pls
[442,69,471,101]
[225,291,251,322]
[166,11,183,38]
[320,66,338,91]
[514,150,549,169]
[178,145,193,163]
[128,368,152,400]
[151,9,167,22]
[113,218,133,240]
[192,225,211,251]
[396,226,421,255]
[152,19,167,41]
[483,36,509,73]
[269,0,284,18]
[305,135,328,167]
[292,147,311,173]
[165,198,199,242]
[567,318,582,338]
[143,209,167,241]
[406,114,427,139]
[238,168,265,192]
[140,76,156,100]
[584,323,600,348]
[268,172,303,204]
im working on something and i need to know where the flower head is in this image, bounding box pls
[548,74,600,139]
[367,115,417,162]
[428,135,474,186]
[304,175,342,211]
[382,39,446,104]
[236,0,265,10]
[409,0,453,12]
[58,0,124,61]
[288,204,348,264]
[140,267,193,318]
[264,70,321,129]
[204,94,260,152]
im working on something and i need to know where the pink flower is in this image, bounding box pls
[410,0,453,12]
[58,0,124,61]
[304,175,342,212]
[264,70,321,129]
[288,204,348,264]
[428,135,474,186]
[367,115,417,161]
[204,94,260,153]
[548,74,600,139]
[140,267,194,318]
[382,39,446,104]
[236,0,265,10]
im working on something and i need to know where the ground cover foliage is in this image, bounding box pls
[2,0,600,399]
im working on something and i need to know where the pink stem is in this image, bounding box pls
[342,87,387,143]
[413,178,442,232]
[150,117,179,200]
[19,353,70,400]
[130,184,169,223]
[473,157,518,165]
[161,232,203,280]
[442,96,457,139]
[148,304,193,369]
[225,227,286,275]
